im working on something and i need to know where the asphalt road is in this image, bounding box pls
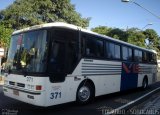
[1,82,160,115]
[126,91,160,115]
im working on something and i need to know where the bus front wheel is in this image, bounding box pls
[76,82,94,104]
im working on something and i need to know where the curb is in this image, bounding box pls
[107,87,160,114]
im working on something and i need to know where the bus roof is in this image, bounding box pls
[12,22,156,53]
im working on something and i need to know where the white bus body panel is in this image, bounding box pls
[72,59,122,96]
[3,74,47,106]
[3,59,157,106]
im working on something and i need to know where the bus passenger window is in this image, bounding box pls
[85,38,96,57]
[128,48,132,61]
[149,53,157,63]
[122,46,132,61]
[142,52,148,62]
[115,45,120,59]
[122,46,128,60]
[107,42,120,60]
[85,37,104,58]
[134,50,142,62]
[109,43,114,58]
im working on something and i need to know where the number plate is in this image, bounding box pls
[13,90,19,96]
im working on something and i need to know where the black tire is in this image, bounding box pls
[142,78,148,90]
[76,82,94,105]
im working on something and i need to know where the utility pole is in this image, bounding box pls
[0,48,4,76]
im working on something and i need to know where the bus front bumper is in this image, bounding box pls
[3,85,47,107]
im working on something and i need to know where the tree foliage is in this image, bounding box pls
[91,26,160,59]
[143,29,159,48]
[108,28,128,42]
[127,28,146,47]
[92,26,112,36]
[0,0,90,49]
[0,0,90,30]
[0,24,13,47]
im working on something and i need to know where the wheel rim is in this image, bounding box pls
[78,86,90,102]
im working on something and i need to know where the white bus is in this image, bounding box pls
[3,22,157,106]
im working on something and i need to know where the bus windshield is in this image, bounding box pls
[6,30,48,73]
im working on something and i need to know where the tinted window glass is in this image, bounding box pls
[122,46,128,60]
[48,29,78,74]
[134,50,142,62]
[122,46,132,61]
[49,41,66,73]
[67,42,77,73]
[128,48,132,61]
[97,40,104,57]
[139,51,142,62]
[108,43,114,58]
[85,37,104,58]
[107,42,120,59]
[115,45,120,59]
[134,50,139,62]
[142,51,148,62]
[6,30,48,73]
[149,53,157,63]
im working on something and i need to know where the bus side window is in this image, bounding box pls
[128,48,133,61]
[149,53,157,63]
[134,49,142,62]
[84,36,104,58]
[122,46,128,60]
[122,46,132,61]
[142,51,148,62]
[115,44,120,59]
[85,37,94,57]
[107,42,120,60]
[108,43,114,58]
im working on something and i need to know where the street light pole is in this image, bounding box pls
[122,0,160,19]
[0,48,4,76]
[142,23,153,30]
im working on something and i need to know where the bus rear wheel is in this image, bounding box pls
[142,78,148,90]
[76,82,94,104]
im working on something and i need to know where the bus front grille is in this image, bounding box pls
[9,81,15,86]
[17,83,25,88]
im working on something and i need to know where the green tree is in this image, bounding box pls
[108,28,128,42]
[143,29,160,58]
[92,26,160,58]
[126,28,146,48]
[143,29,159,49]
[0,24,13,47]
[0,0,90,30]
[91,26,112,36]
[92,26,128,42]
